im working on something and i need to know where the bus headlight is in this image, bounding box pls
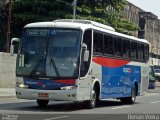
[16,83,29,88]
[60,86,77,90]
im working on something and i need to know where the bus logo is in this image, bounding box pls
[123,68,132,73]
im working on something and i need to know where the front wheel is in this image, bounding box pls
[85,87,97,109]
[37,100,49,108]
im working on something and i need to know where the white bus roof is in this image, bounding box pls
[25,19,115,31]
[24,19,149,44]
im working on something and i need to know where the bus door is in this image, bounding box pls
[78,29,93,100]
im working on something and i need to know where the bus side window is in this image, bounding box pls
[80,29,92,77]
[144,44,149,62]
[114,37,122,57]
[93,31,103,56]
[138,43,144,61]
[104,34,113,56]
[130,41,137,60]
[122,39,130,59]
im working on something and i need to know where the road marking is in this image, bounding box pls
[112,106,130,110]
[150,101,160,104]
[44,116,69,120]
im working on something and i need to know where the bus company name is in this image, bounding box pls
[123,68,132,73]
[25,81,41,85]
[25,81,61,86]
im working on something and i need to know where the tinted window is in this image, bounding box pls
[80,29,92,77]
[138,43,144,61]
[144,44,149,62]
[114,37,122,57]
[122,39,130,58]
[93,31,103,55]
[104,34,113,56]
[131,41,137,60]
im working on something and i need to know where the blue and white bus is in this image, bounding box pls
[11,19,149,109]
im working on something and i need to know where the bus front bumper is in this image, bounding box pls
[16,87,78,101]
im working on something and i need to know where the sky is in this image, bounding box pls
[127,0,160,19]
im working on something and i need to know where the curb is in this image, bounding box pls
[0,95,16,98]
[0,88,16,98]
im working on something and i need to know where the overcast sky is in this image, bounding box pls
[127,0,160,19]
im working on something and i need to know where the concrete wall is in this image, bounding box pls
[0,52,16,88]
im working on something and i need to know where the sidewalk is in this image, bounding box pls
[155,81,160,88]
[0,88,16,98]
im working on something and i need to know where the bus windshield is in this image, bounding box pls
[16,28,81,79]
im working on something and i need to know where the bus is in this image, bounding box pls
[10,19,150,109]
[153,65,160,81]
[148,65,156,89]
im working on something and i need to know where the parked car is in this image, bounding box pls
[148,66,156,89]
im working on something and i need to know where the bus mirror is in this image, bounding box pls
[10,38,20,55]
[83,50,89,62]
[82,43,87,50]
[11,38,20,45]
[10,45,14,56]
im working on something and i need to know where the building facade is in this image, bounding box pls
[123,2,160,65]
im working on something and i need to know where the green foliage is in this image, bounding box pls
[0,0,139,51]
[76,2,138,35]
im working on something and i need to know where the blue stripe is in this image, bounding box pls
[101,65,141,99]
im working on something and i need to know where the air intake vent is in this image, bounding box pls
[54,19,91,24]
[54,19,115,31]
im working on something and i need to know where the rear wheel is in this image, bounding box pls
[129,85,137,104]
[37,100,49,107]
[120,85,137,104]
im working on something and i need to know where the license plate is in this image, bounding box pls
[38,93,48,97]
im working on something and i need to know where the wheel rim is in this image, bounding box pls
[132,87,136,102]
[91,89,96,106]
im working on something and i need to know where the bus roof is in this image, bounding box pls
[24,19,115,31]
[24,19,149,44]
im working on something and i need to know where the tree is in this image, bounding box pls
[0,6,8,51]
[0,0,138,51]
[76,0,138,34]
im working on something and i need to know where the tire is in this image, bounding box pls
[85,87,97,109]
[120,85,137,104]
[129,85,137,104]
[37,100,49,107]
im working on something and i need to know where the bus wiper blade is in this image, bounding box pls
[29,59,43,76]
[50,58,61,78]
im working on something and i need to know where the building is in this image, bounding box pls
[123,2,160,65]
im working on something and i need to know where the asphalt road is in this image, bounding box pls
[0,88,160,120]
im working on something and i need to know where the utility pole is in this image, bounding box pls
[72,0,77,19]
[6,0,12,52]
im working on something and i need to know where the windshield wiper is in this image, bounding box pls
[29,59,44,76]
[50,58,61,77]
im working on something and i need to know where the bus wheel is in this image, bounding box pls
[120,85,136,104]
[37,100,49,107]
[85,87,97,109]
[129,85,137,104]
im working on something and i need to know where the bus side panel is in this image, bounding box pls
[140,66,149,95]
[101,65,133,99]
[131,65,141,96]
[93,57,148,99]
